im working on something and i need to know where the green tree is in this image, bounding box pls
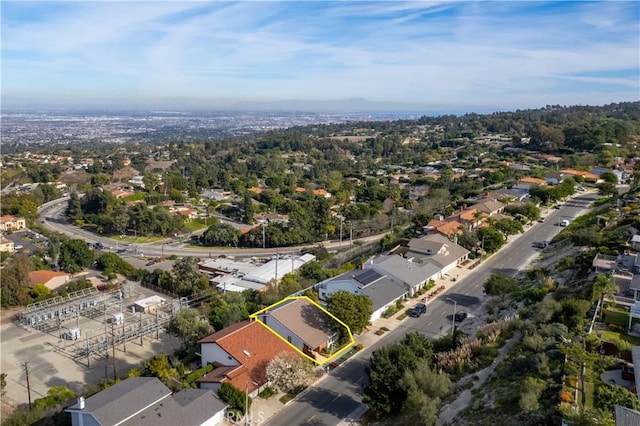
[326,291,372,335]
[209,303,249,330]
[484,273,517,298]
[96,252,137,278]
[33,386,76,409]
[171,257,209,297]
[363,332,433,417]
[591,273,618,321]
[242,190,255,225]
[399,359,451,425]
[519,376,546,412]
[0,254,34,306]
[59,239,95,273]
[218,382,251,419]
[202,222,240,247]
[166,308,214,349]
[477,227,505,254]
[1,372,6,398]
[594,383,640,412]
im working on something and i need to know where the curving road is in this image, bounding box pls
[38,197,385,258]
[265,192,599,426]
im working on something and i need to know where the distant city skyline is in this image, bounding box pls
[2,1,639,113]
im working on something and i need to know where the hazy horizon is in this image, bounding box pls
[2,1,639,111]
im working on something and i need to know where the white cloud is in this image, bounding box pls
[1,1,638,109]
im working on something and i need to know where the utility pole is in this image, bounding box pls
[122,317,126,353]
[349,222,353,249]
[340,219,343,250]
[155,308,159,340]
[24,362,32,410]
[104,324,109,381]
[86,333,90,368]
[274,252,278,284]
[111,323,117,380]
[262,225,266,249]
[139,311,143,346]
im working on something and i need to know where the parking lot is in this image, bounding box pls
[3,229,48,254]
[0,283,181,411]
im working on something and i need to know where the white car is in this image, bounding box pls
[14,244,24,250]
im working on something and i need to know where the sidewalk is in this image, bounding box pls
[250,222,539,425]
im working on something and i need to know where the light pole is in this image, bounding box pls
[446,297,457,333]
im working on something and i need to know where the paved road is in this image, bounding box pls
[266,192,599,426]
[38,197,384,258]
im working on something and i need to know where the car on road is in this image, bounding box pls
[145,261,156,267]
[560,219,570,227]
[14,244,24,251]
[533,241,548,249]
[537,217,546,223]
[454,311,468,322]
[410,303,427,317]
[95,242,104,249]
[576,185,586,192]
[555,204,562,209]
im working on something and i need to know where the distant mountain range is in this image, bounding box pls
[2,95,494,116]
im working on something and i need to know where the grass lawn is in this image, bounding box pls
[183,220,207,232]
[584,381,594,409]
[103,234,165,243]
[279,394,295,404]
[598,329,640,346]
[603,308,629,328]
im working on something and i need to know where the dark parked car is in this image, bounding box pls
[454,311,468,322]
[410,303,427,317]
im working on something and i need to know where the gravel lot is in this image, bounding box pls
[0,286,181,413]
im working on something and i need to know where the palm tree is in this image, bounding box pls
[592,273,618,321]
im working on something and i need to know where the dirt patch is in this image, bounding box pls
[145,159,175,172]
[59,170,90,189]
[0,306,21,325]
[111,166,140,181]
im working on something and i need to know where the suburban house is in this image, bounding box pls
[0,215,26,231]
[201,188,232,202]
[111,189,134,199]
[317,268,407,322]
[470,199,505,217]
[0,237,14,253]
[488,188,529,202]
[256,298,338,361]
[363,254,441,297]
[197,320,300,395]
[28,270,70,291]
[66,377,227,426]
[559,169,601,183]
[424,219,463,238]
[404,234,470,275]
[513,177,547,191]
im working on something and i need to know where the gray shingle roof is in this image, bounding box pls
[362,278,407,312]
[121,389,227,426]
[66,377,172,425]
[615,405,640,426]
[369,255,440,288]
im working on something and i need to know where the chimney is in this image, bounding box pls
[78,396,85,410]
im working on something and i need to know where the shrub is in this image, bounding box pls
[183,363,214,388]
[354,343,364,351]
[258,386,276,399]
[218,382,251,417]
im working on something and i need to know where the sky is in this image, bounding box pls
[1,1,639,112]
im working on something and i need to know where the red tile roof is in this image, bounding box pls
[28,270,69,287]
[198,320,299,393]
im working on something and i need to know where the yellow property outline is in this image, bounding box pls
[250,296,354,365]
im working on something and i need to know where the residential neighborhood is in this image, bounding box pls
[2,102,640,426]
